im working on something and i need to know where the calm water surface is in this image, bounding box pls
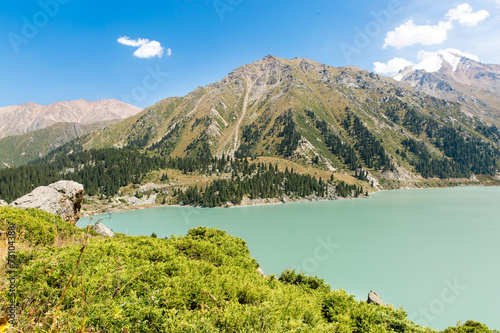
[78,186,500,330]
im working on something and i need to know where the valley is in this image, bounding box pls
[2,2,500,332]
[1,56,499,210]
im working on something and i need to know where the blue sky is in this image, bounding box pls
[1,0,498,108]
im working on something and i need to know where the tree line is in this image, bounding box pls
[175,161,363,207]
[0,148,168,202]
[382,100,499,178]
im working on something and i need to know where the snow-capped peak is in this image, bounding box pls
[391,49,480,81]
[415,49,472,73]
[413,53,445,72]
[392,72,405,81]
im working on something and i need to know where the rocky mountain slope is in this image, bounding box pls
[0,98,141,139]
[393,50,500,125]
[0,120,118,168]
[71,55,499,187]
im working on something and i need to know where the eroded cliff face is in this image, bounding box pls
[9,180,84,224]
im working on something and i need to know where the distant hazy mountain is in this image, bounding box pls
[0,99,142,139]
[0,120,119,168]
[393,50,500,125]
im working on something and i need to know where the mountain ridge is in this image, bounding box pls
[1,55,499,209]
[393,50,500,125]
[65,55,499,188]
[0,98,142,139]
[0,120,119,168]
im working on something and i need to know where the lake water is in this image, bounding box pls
[78,186,500,330]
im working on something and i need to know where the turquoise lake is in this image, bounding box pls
[78,186,500,330]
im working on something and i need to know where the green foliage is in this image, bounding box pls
[276,110,301,157]
[380,100,499,178]
[341,109,393,171]
[160,172,169,182]
[322,290,420,332]
[401,138,467,179]
[0,210,491,332]
[177,161,328,207]
[476,124,500,145]
[335,180,363,198]
[235,123,261,158]
[307,109,362,171]
[279,269,330,292]
[185,136,212,160]
[441,320,496,333]
[1,224,433,333]
[148,123,184,156]
[0,148,168,202]
[0,206,84,246]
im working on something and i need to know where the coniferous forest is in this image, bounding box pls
[175,162,364,207]
[0,104,499,204]
[0,144,363,205]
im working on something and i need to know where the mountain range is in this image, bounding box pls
[0,99,141,167]
[1,54,499,206]
[0,121,119,168]
[393,50,500,126]
[64,55,499,187]
[0,98,141,139]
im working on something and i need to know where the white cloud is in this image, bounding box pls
[383,20,453,49]
[117,36,168,59]
[445,3,489,27]
[373,57,415,74]
[383,3,489,50]
[117,36,149,47]
[132,40,164,58]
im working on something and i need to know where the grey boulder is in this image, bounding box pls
[9,180,84,224]
[367,290,388,307]
[94,222,115,237]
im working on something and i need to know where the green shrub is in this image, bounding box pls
[441,320,497,333]
[0,207,84,246]
[0,211,493,332]
[279,269,331,292]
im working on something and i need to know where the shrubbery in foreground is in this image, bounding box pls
[0,207,497,332]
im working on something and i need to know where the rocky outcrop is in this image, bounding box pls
[121,194,157,206]
[367,290,388,307]
[94,222,115,237]
[0,199,7,207]
[9,180,84,224]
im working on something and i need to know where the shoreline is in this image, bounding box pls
[80,192,370,218]
[79,180,499,220]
